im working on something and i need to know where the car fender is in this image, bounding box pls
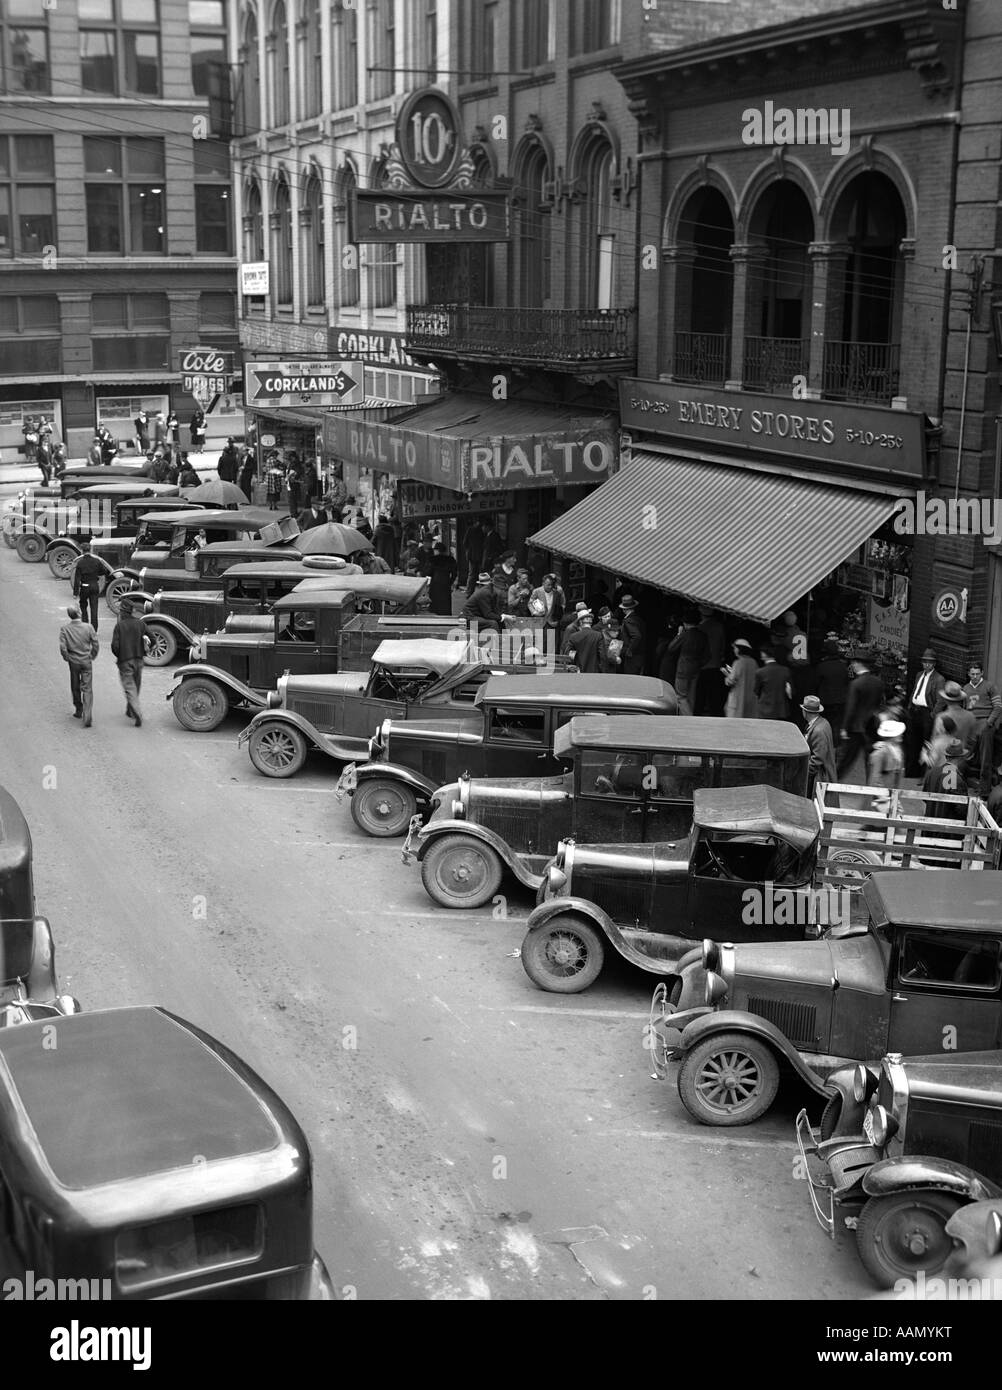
[677,1009,830,1095]
[416,818,543,891]
[45,536,82,557]
[26,916,59,1002]
[238,708,330,754]
[862,1157,1002,1203]
[141,612,197,645]
[352,762,439,800]
[169,664,266,708]
[113,566,144,583]
[525,897,682,977]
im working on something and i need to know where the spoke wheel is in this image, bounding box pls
[420,834,504,909]
[521,916,605,994]
[677,1032,780,1127]
[351,779,417,837]
[143,623,177,667]
[248,722,308,779]
[855,1191,962,1288]
[172,677,229,732]
[47,546,77,580]
[15,532,46,563]
[105,577,133,615]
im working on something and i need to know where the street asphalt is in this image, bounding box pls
[0,488,871,1300]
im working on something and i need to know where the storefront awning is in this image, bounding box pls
[529,451,901,623]
[251,401,396,428]
[323,391,616,491]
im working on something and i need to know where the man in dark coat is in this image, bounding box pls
[71,539,105,632]
[836,650,884,778]
[296,497,328,531]
[237,449,256,502]
[905,647,946,777]
[566,613,606,673]
[801,695,837,793]
[814,639,850,742]
[111,599,150,726]
[462,571,502,634]
[178,457,200,488]
[922,739,970,821]
[481,520,504,574]
[618,595,646,675]
[373,515,397,571]
[664,610,710,715]
[462,521,485,594]
[217,436,240,483]
[753,644,792,720]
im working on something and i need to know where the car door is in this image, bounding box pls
[685,833,768,941]
[274,605,322,675]
[885,929,1002,1055]
[573,747,648,841]
[480,705,551,776]
[645,752,711,840]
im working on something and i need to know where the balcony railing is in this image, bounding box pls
[405,305,636,369]
[822,340,901,405]
[672,331,731,385]
[743,336,809,392]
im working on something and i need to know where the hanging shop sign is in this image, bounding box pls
[399,483,507,520]
[868,596,910,653]
[620,378,926,481]
[352,190,510,243]
[244,360,364,409]
[396,88,463,189]
[324,414,615,492]
[932,586,969,627]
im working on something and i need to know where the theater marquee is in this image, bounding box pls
[352,190,510,243]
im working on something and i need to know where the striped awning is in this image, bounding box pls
[529,451,901,623]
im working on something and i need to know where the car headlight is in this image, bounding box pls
[867,1103,898,1147]
[143,600,154,614]
[547,863,567,893]
[704,970,728,1006]
[266,690,282,709]
[451,798,464,819]
[852,1063,872,1104]
[189,644,200,662]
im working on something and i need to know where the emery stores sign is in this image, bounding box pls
[244,360,364,409]
[324,414,616,492]
[619,379,926,480]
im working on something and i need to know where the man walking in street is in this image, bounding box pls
[111,600,150,726]
[59,604,99,727]
[71,538,105,632]
[960,661,1002,796]
[905,647,945,776]
[836,649,884,779]
[801,695,837,794]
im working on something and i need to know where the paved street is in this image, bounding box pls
[0,507,869,1300]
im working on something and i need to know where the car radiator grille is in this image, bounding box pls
[288,699,337,731]
[969,1119,1002,1178]
[585,879,647,923]
[470,808,538,852]
[747,996,818,1049]
[160,601,218,631]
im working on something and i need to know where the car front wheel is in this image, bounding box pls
[351,779,417,837]
[677,1032,780,1126]
[47,545,77,580]
[16,531,46,563]
[420,835,503,909]
[248,722,308,779]
[172,677,229,732]
[855,1191,962,1288]
[143,622,177,667]
[520,916,605,993]
[105,577,133,614]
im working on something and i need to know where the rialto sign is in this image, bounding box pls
[324,413,616,492]
[352,190,509,243]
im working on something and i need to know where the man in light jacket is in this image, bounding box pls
[59,604,99,727]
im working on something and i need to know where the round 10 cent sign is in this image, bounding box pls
[396,88,462,189]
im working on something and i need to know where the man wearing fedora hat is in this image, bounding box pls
[931,680,977,755]
[801,695,837,793]
[461,571,502,633]
[618,594,646,675]
[905,648,945,777]
[836,648,884,779]
[922,738,970,821]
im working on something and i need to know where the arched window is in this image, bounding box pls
[513,143,550,308]
[336,166,359,307]
[302,170,324,308]
[579,139,614,309]
[269,1,289,126]
[244,180,264,263]
[272,176,292,306]
[743,181,813,389]
[369,159,398,309]
[669,186,735,383]
[238,9,261,135]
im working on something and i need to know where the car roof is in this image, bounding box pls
[476,675,677,710]
[554,714,809,756]
[292,575,428,601]
[371,639,469,673]
[0,1008,286,1190]
[136,507,276,528]
[271,589,354,612]
[200,541,303,557]
[693,786,820,848]
[76,482,180,498]
[864,872,1002,934]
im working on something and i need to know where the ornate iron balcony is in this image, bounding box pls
[405,305,636,370]
[672,331,731,386]
[743,336,809,392]
[823,340,901,405]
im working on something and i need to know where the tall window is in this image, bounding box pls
[80,0,160,97]
[331,1,357,109]
[0,295,60,373]
[366,0,395,102]
[520,0,553,67]
[302,171,324,307]
[269,1,290,125]
[420,0,437,81]
[244,179,264,263]
[579,141,614,308]
[337,166,359,307]
[189,0,226,97]
[199,291,238,356]
[514,145,550,307]
[272,177,293,306]
[570,0,620,55]
[193,140,231,254]
[238,10,261,135]
[0,135,54,257]
[368,245,397,309]
[297,0,321,118]
[464,0,496,78]
[1,0,49,94]
[85,137,165,255]
[91,294,170,371]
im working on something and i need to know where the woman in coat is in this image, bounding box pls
[190,408,206,452]
[428,543,458,615]
[724,638,759,718]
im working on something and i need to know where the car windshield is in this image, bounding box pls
[695,832,812,884]
[899,930,1002,989]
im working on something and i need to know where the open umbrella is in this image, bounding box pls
[178,479,248,506]
[294,521,373,556]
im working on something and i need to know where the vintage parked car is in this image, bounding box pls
[42,484,187,578]
[141,566,431,666]
[397,714,808,908]
[0,1006,333,1299]
[647,871,1002,1129]
[0,784,80,1024]
[796,1049,1002,1286]
[15,482,182,567]
[2,484,61,548]
[102,507,301,613]
[237,637,573,778]
[338,680,682,842]
[167,584,435,730]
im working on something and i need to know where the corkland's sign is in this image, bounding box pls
[244,360,364,408]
